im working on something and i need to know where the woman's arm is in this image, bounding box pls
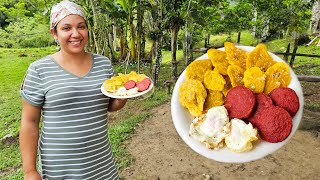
[19,99,42,179]
[108,98,128,112]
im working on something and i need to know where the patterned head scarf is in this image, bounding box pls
[50,0,86,30]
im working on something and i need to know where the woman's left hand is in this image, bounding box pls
[108,98,128,112]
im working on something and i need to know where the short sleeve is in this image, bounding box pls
[20,64,45,107]
[105,56,114,78]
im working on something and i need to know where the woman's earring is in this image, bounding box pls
[55,39,60,46]
[54,39,60,51]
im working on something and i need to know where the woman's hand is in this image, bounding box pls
[24,170,41,180]
[108,98,127,112]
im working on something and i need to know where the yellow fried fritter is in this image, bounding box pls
[207,48,229,75]
[203,69,226,91]
[243,67,266,94]
[186,59,213,82]
[204,90,224,111]
[227,65,245,87]
[264,62,291,94]
[246,44,276,72]
[179,79,207,116]
[224,42,247,69]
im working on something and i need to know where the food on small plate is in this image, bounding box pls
[224,86,256,119]
[136,77,152,92]
[189,106,230,150]
[269,87,299,117]
[225,118,258,153]
[251,106,292,143]
[103,71,151,96]
[124,80,136,90]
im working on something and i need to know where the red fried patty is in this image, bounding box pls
[136,78,151,92]
[253,106,292,143]
[248,93,273,125]
[269,87,299,117]
[225,86,256,119]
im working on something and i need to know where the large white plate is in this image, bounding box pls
[101,80,154,99]
[171,46,304,163]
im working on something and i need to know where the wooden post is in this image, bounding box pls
[284,43,290,62]
[290,38,298,67]
[237,32,241,44]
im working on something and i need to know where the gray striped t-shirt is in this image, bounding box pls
[20,54,119,179]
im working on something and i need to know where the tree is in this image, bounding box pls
[310,0,320,34]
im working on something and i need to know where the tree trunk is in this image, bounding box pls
[261,11,269,42]
[184,21,193,66]
[171,25,179,80]
[136,0,142,73]
[89,0,99,54]
[184,0,193,66]
[119,25,126,62]
[153,0,162,86]
[112,19,117,52]
[310,0,320,34]
[252,8,258,38]
[128,13,137,61]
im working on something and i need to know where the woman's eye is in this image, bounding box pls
[63,27,71,30]
[79,26,86,29]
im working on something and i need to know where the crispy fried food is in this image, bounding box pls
[127,71,147,82]
[224,42,247,69]
[186,59,213,82]
[243,67,266,94]
[222,76,232,97]
[264,62,291,94]
[204,90,224,111]
[203,69,226,91]
[179,79,207,116]
[246,44,276,72]
[104,71,148,93]
[207,48,229,75]
[117,73,129,83]
[227,65,245,87]
[103,78,123,92]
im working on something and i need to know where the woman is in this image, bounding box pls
[19,0,126,179]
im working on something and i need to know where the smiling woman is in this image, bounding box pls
[19,1,127,179]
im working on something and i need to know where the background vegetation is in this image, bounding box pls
[1,0,320,179]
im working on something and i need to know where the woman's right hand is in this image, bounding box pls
[24,170,41,180]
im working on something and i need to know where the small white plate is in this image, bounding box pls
[171,46,304,163]
[101,80,154,99]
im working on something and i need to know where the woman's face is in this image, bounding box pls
[52,14,88,54]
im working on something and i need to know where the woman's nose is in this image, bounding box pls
[71,28,80,37]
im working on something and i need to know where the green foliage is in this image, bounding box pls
[0,16,52,48]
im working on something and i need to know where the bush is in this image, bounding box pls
[2,16,52,48]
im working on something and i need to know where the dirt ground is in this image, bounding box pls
[119,82,320,180]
